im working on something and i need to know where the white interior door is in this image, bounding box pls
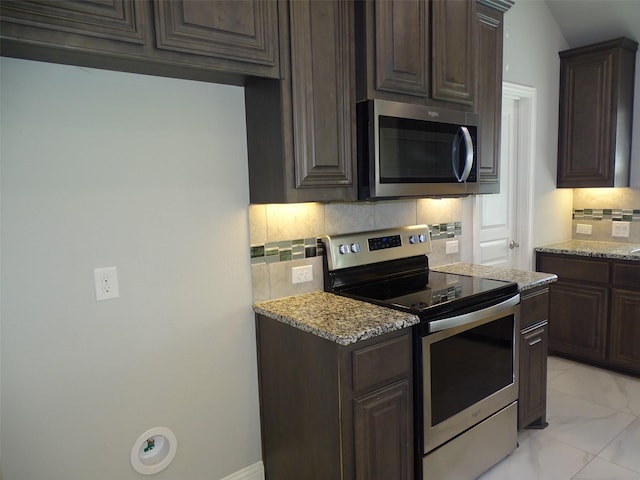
[474,83,536,270]
[475,98,518,267]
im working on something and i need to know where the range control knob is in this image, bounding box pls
[351,243,361,253]
[338,244,351,255]
[419,233,428,243]
[409,235,419,244]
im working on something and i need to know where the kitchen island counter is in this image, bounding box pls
[534,239,640,261]
[431,263,557,292]
[253,291,419,345]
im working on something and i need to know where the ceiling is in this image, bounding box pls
[545,0,640,48]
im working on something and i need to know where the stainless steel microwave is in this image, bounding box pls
[357,99,480,199]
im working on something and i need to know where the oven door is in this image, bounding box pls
[421,294,520,454]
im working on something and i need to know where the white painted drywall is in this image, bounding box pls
[0,58,260,480]
[502,0,574,247]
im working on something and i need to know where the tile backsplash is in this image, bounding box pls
[249,199,466,302]
[572,188,640,243]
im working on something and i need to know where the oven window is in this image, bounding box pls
[429,315,514,426]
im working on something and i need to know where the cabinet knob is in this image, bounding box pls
[509,240,520,249]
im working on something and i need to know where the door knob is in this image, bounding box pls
[509,240,520,249]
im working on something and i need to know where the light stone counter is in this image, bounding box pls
[431,263,557,292]
[253,291,419,346]
[534,240,640,262]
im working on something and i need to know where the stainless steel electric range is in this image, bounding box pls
[321,225,521,480]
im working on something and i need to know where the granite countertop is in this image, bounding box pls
[253,291,419,346]
[534,240,640,262]
[431,263,557,292]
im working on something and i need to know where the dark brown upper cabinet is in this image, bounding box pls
[245,0,357,203]
[355,0,430,100]
[431,0,476,106]
[475,0,512,194]
[152,0,279,78]
[355,0,477,110]
[0,0,280,84]
[557,38,638,188]
[355,0,512,196]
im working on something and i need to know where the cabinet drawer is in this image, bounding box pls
[520,288,549,330]
[612,262,640,289]
[352,334,411,393]
[537,254,609,283]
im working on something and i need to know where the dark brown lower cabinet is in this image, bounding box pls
[609,288,640,371]
[354,380,412,480]
[256,314,413,480]
[547,281,608,362]
[518,286,549,430]
[536,252,640,376]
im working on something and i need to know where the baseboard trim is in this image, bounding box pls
[219,461,264,480]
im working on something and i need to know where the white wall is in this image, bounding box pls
[0,58,260,480]
[502,0,574,246]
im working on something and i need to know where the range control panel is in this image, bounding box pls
[322,225,432,271]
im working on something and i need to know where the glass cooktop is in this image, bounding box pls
[337,269,518,318]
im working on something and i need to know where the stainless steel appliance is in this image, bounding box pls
[322,225,520,480]
[357,99,480,200]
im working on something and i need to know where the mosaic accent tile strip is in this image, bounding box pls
[573,208,640,221]
[251,238,318,265]
[428,222,462,240]
[249,222,463,264]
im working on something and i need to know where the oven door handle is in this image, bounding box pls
[429,294,520,333]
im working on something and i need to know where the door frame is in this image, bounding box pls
[472,82,537,270]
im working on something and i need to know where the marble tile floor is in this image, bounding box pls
[478,356,640,480]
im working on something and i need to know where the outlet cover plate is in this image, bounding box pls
[576,223,592,235]
[445,240,459,254]
[612,221,631,238]
[93,266,120,301]
[292,265,313,284]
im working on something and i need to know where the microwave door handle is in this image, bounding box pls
[459,126,474,182]
[451,126,474,182]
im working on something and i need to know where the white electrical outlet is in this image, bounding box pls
[576,223,592,235]
[93,266,120,301]
[292,265,313,284]
[445,240,459,254]
[612,221,631,238]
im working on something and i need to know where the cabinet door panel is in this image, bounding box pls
[476,3,503,192]
[609,288,640,374]
[289,0,355,189]
[548,281,608,361]
[432,0,475,105]
[354,381,413,480]
[558,50,614,186]
[519,322,548,429]
[374,0,428,97]
[1,0,144,43]
[153,0,279,72]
